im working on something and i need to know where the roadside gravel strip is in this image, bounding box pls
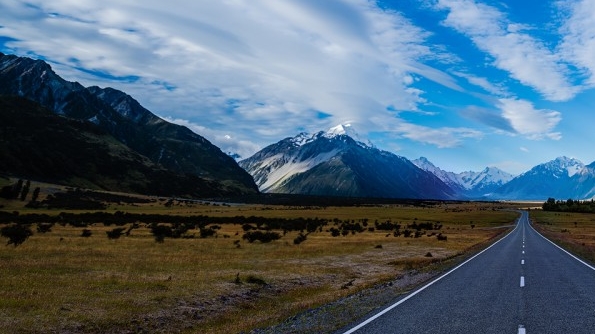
[250,226,513,334]
[249,271,436,334]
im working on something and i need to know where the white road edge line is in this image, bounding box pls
[520,276,525,287]
[341,216,521,334]
[529,219,595,272]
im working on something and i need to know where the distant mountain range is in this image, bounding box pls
[240,125,595,200]
[2,52,594,201]
[0,52,258,197]
[412,157,514,198]
[491,157,595,200]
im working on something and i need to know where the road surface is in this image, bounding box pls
[340,211,595,334]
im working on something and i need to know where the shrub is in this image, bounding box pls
[106,227,126,239]
[242,223,256,231]
[329,227,341,237]
[293,232,308,245]
[151,225,172,243]
[1,224,33,246]
[245,275,267,285]
[36,223,53,233]
[199,227,217,238]
[242,231,281,243]
[436,233,447,241]
[81,229,92,237]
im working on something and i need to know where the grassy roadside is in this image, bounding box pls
[530,210,595,265]
[0,195,520,333]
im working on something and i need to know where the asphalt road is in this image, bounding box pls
[340,211,595,334]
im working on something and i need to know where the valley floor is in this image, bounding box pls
[0,191,522,333]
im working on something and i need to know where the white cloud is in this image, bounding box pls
[161,116,261,159]
[4,0,569,161]
[559,0,595,86]
[452,71,508,96]
[498,98,562,140]
[436,0,579,101]
[0,0,483,156]
[393,122,483,148]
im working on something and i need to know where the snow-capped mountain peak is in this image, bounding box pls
[526,156,585,178]
[467,167,515,187]
[290,132,314,147]
[413,157,514,198]
[554,156,584,177]
[322,123,373,148]
[324,124,351,137]
[239,130,455,199]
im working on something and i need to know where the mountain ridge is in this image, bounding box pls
[0,96,230,197]
[240,128,456,199]
[0,52,258,196]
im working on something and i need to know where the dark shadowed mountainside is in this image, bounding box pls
[0,52,258,196]
[0,96,239,197]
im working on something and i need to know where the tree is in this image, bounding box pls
[0,179,24,199]
[20,180,31,201]
[31,187,41,202]
[13,179,23,199]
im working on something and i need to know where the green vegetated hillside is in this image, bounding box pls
[0,96,242,197]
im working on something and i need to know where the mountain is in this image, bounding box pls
[412,157,466,195]
[491,157,591,200]
[460,167,515,197]
[412,157,514,198]
[239,125,456,199]
[572,162,595,200]
[0,96,231,197]
[0,52,258,196]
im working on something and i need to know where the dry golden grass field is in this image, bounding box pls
[0,185,522,333]
[530,209,595,265]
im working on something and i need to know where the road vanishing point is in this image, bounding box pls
[340,211,595,334]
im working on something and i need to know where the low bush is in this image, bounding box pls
[1,224,33,246]
[242,231,281,243]
[293,232,308,245]
[106,227,126,240]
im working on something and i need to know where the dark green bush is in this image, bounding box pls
[242,231,281,243]
[1,224,33,246]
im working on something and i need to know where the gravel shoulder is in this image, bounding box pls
[249,227,513,334]
[249,270,436,334]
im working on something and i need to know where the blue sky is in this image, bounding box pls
[1,0,594,175]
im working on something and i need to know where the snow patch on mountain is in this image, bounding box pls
[412,157,462,190]
[323,123,373,148]
[413,157,514,198]
[258,149,340,192]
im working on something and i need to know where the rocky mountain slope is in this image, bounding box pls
[239,125,455,199]
[491,157,595,200]
[0,52,258,196]
[0,96,229,197]
[413,157,514,198]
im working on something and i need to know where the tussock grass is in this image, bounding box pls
[531,210,595,265]
[0,198,519,333]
